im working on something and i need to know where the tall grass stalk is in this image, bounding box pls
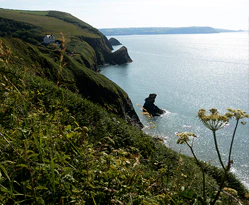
[176,132,206,202]
[23,142,37,204]
[51,156,56,193]
[57,32,66,86]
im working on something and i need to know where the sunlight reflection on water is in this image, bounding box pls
[102,32,249,189]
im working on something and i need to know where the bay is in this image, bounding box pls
[100,32,249,189]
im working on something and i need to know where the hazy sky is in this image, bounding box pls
[1,0,248,30]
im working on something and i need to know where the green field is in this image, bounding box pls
[0,9,98,41]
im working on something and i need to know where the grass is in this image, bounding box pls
[1,36,248,204]
[0,8,113,74]
[4,9,49,16]
[0,10,248,203]
[0,36,129,119]
[0,9,99,42]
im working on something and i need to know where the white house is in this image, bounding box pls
[43,34,55,44]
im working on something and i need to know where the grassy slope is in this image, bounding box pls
[0,37,128,114]
[0,9,248,204]
[0,9,97,40]
[0,9,141,126]
[0,8,112,68]
[1,38,248,204]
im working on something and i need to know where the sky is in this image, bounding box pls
[0,0,248,30]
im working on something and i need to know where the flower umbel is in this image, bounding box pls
[178,108,248,205]
[226,108,249,122]
[176,132,197,144]
[197,108,229,131]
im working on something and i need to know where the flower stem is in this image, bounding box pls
[212,130,225,170]
[211,169,228,205]
[186,142,206,202]
[228,119,239,169]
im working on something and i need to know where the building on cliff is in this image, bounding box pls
[43,34,55,44]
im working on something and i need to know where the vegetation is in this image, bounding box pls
[176,108,249,204]
[1,35,248,205]
[0,8,112,67]
[0,8,248,204]
[0,17,41,45]
[0,9,140,126]
[0,36,136,125]
[0,9,96,40]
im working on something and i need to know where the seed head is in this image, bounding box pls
[197,108,229,131]
[226,108,249,121]
[176,132,197,144]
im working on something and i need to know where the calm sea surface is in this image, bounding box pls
[100,32,249,189]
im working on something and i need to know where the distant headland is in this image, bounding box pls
[99,26,244,36]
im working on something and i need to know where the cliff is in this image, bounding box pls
[0,9,142,128]
[109,37,122,46]
[0,8,248,204]
[110,46,132,65]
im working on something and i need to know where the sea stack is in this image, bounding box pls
[111,46,132,65]
[143,93,165,116]
[109,37,122,46]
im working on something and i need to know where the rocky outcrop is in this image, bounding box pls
[111,46,132,65]
[0,9,142,128]
[109,37,122,46]
[143,94,165,116]
[79,36,112,67]
[82,81,143,129]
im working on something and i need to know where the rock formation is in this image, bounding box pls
[111,46,132,65]
[143,94,165,116]
[0,9,142,129]
[109,37,122,46]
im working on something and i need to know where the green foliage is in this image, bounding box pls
[0,64,165,204]
[0,17,41,45]
[0,8,112,67]
[0,9,94,40]
[176,108,249,204]
[0,42,158,203]
[0,36,131,122]
[1,24,248,205]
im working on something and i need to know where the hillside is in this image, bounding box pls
[0,9,113,67]
[99,26,240,36]
[0,8,141,128]
[0,8,248,204]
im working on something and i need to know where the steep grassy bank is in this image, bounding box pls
[0,8,142,128]
[0,9,112,67]
[1,37,248,204]
[0,8,248,204]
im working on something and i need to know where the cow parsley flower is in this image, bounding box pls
[226,108,249,122]
[176,132,197,144]
[197,108,229,131]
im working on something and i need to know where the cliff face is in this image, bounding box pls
[111,46,132,65]
[0,9,142,128]
[109,37,122,46]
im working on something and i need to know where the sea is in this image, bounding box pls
[100,32,249,189]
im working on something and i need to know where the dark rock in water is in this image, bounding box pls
[109,37,122,46]
[143,93,165,116]
[111,46,132,65]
